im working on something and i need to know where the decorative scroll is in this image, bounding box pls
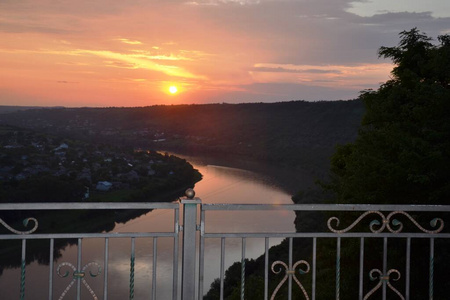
[57,262,102,300]
[270,260,310,300]
[0,217,38,234]
[328,211,444,233]
[363,269,405,300]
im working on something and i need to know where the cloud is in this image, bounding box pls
[251,65,342,74]
[116,38,142,45]
[0,46,206,79]
[185,0,261,5]
[0,21,73,34]
[128,50,195,61]
[79,49,206,79]
[347,0,450,19]
[249,63,393,88]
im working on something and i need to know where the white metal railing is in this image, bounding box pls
[0,191,449,300]
[0,202,180,300]
[198,202,449,300]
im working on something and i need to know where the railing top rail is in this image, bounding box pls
[0,202,179,210]
[201,203,450,212]
[202,232,450,238]
[2,202,449,212]
[0,232,177,240]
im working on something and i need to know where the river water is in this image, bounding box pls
[0,154,305,299]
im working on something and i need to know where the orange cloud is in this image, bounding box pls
[115,38,142,45]
[250,63,393,88]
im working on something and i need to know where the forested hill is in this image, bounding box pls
[0,100,364,174]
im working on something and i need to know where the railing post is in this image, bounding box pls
[181,189,201,300]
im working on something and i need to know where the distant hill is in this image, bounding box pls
[0,105,66,114]
[0,100,364,176]
[0,106,37,114]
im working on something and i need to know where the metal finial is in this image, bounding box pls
[185,188,195,199]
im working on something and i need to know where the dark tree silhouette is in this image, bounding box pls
[325,28,450,205]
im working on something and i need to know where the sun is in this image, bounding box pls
[169,86,178,94]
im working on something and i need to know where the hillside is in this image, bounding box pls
[0,125,201,203]
[0,100,364,176]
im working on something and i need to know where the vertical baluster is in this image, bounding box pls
[429,238,434,300]
[104,238,109,300]
[20,239,26,300]
[241,237,246,300]
[174,208,180,300]
[264,237,269,300]
[130,237,135,300]
[312,237,317,300]
[405,237,410,300]
[382,237,387,300]
[77,238,82,300]
[198,209,205,300]
[49,238,54,300]
[359,238,364,300]
[220,237,225,300]
[288,237,293,300]
[336,237,341,300]
[152,237,158,300]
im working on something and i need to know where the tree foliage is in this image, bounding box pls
[326,28,450,204]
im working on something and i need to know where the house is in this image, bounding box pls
[118,170,139,182]
[53,143,69,152]
[147,167,156,176]
[96,181,113,191]
[77,168,92,183]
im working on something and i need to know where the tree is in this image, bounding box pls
[325,28,450,204]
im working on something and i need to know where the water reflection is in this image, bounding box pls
[0,156,296,299]
[187,161,295,297]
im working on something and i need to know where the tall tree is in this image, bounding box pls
[326,28,450,204]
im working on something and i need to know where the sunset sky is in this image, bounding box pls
[1,0,449,107]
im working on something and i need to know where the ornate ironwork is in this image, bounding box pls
[241,257,245,300]
[270,260,310,300]
[363,269,405,300]
[20,259,26,300]
[0,217,38,234]
[328,211,444,233]
[130,253,135,300]
[57,261,101,300]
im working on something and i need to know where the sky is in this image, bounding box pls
[0,0,449,107]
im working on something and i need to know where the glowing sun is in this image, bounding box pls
[169,86,178,94]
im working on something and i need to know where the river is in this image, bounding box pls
[0,154,309,299]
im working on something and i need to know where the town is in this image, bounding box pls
[0,125,201,203]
